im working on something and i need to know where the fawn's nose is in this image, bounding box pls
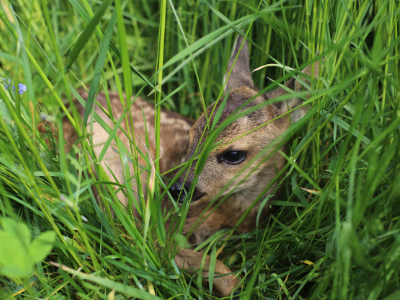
[169,182,190,203]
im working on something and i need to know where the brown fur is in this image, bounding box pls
[174,248,239,296]
[176,84,286,243]
[62,34,322,297]
[173,36,322,247]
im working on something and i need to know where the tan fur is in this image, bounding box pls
[63,90,193,211]
[62,34,322,297]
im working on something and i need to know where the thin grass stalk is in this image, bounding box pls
[155,0,167,176]
[114,0,137,219]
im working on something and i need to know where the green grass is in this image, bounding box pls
[0,0,400,299]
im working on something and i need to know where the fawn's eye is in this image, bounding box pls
[222,151,247,164]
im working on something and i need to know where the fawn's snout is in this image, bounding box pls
[169,182,189,202]
[169,181,205,202]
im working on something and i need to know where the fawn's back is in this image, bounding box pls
[63,90,193,211]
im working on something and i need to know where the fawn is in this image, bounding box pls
[63,34,321,297]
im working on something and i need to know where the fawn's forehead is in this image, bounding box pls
[187,86,268,155]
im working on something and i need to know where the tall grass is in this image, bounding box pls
[0,0,399,299]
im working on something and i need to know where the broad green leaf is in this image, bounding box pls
[1,217,31,248]
[0,218,56,279]
[29,231,57,263]
[0,231,31,278]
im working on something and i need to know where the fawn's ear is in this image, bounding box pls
[224,34,254,92]
[276,59,323,123]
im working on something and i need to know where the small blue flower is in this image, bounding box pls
[12,83,27,95]
[14,163,23,170]
[1,78,10,90]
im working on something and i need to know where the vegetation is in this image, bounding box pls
[0,0,399,299]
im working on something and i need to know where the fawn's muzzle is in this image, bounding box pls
[169,181,204,203]
[170,182,188,203]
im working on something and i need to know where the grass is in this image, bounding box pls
[0,0,400,299]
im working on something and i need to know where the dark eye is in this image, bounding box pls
[222,151,247,164]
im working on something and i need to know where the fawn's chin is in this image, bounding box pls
[176,193,207,205]
[189,193,233,205]
[186,194,208,205]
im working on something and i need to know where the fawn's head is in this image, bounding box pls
[169,35,322,242]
